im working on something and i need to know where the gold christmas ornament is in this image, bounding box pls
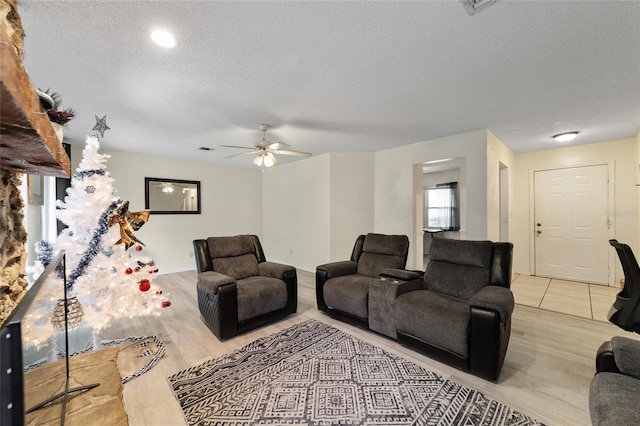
[51,297,84,331]
[127,210,150,231]
[107,201,150,249]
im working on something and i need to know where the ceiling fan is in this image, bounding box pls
[220,123,312,168]
[149,181,191,194]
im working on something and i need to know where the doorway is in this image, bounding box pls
[415,158,463,270]
[533,164,611,284]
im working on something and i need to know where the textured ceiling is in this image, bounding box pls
[17,1,640,168]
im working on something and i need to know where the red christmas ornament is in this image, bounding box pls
[161,300,171,308]
[138,279,151,292]
[135,245,142,252]
[125,267,133,275]
[134,266,141,272]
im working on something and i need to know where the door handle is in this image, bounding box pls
[536,230,542,234]
[536,223,542,227]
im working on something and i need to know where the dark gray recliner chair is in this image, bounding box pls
[193,235,297,340]
[394,237,514,381]
[316,233,410,329]
[590,336,640,425]
[589,239,640,425]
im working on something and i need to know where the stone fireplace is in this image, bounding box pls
[0,0,68,324]
[0,170,28,324]
[0,0,27,324]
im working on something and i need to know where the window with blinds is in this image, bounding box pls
[424,182,460,231]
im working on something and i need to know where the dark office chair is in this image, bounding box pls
[607,239,640,333]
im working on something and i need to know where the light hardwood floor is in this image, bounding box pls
[98,270,634,426]
[511,274,621,322]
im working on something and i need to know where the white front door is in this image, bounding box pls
[534,165,609,284]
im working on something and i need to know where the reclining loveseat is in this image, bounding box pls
[317,236,515,381]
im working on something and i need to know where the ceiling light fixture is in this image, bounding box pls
[151,29,177,48]
[220,123,311,170]
[161,185,174,194]
[552,131,579,143]
[462,0,498,16]
[253,152,277,168]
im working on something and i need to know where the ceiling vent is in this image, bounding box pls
[462,0,498,15]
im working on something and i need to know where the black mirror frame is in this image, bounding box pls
[144,177,201,214]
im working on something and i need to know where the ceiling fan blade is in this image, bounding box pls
[267,142,289,150]
[272,149,312,158]
[225,150,259,159]
[219,144,256,150]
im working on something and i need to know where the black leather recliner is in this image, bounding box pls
[193,235,297,340]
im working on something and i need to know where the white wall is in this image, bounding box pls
[637,132,640,248]
[330,153,375,261]
[262,154,331,271]
[374,129,488,270]
[63,130,639,281]
[262,152,374,272]
[69,145,263,274]
[512,137,638,283]
[486,129,516,242]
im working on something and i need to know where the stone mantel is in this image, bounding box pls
[0,17,70,178]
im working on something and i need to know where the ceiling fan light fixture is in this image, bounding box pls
[221,123,311,168]
[151,29,177,48]
[462,0,498,16]
[553,131,579,143]
[263,153,277,168]
[162,185,174,194]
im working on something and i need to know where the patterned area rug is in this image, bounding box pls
[168,320,544,425]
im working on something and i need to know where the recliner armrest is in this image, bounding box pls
[611,336,640,380]
[316,260,358,278]
[468,286,514,322]
[378,268,423,281]
[259,261,296,279]
[596,341,621,374]
[197,271,236,295]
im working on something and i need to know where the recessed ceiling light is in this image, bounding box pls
[552,131,579,143]
[151,29,177,48]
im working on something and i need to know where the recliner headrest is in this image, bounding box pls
[362,233,409,257]
[429,238,494,268]
[207,235,255,258]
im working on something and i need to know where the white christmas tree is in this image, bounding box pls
[24,136,169,348]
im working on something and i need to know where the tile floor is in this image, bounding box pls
[511,274,620,322]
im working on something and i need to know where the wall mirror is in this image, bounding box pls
[144,177,201,214]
